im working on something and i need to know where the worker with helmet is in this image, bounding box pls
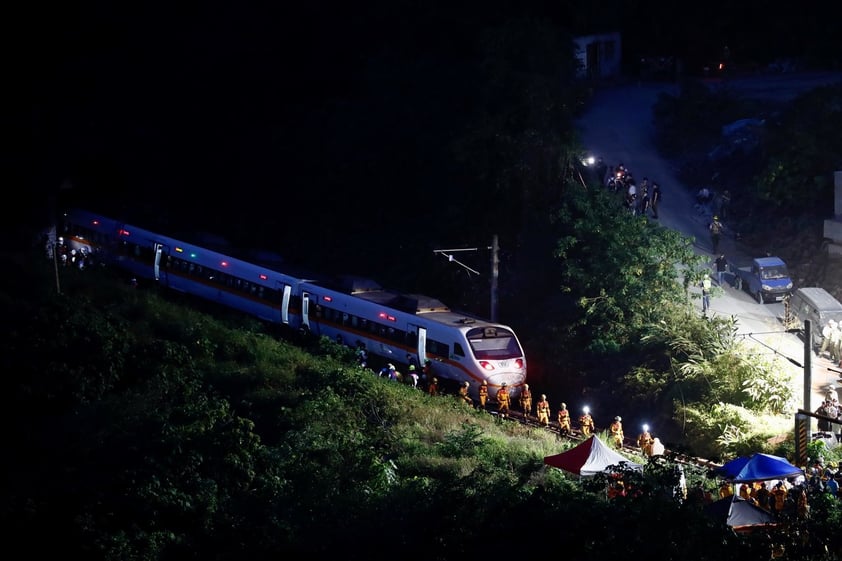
[610,416,624,449]
[519,383,533,418]
[457,380,473,406]
[536,394,551,427]
[579,406,595,437]
[478,380,489,411]
[407,364,419,387]
[427,377,439,397]
[496,382,510,418]
[557,402,571,436]
[637,424,654,456]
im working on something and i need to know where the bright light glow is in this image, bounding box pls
[478,360,494,371]
[583,406,590,413]
[643,424,649,431]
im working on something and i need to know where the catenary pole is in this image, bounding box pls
[491,235,499,322]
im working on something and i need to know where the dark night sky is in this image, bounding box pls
[8,1,838,261]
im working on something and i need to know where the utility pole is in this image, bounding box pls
[796,319,813,467]
[433,236,500,322]
[490,235,499,322]
[804,319,812,416]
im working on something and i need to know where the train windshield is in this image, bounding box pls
[466,326,522,360]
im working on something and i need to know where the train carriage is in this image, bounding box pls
[299,278,526,398]
[60,208,527,398]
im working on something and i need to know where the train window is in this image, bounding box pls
[467,327,522,360]
[426,339,448,358]
[453,342,466,357]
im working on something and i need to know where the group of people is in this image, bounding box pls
[699,251,729,315]
[46,236,96,270]
[604,163,663,219]
[489,387,667,456]
[369,358,669,456]
[374,354,435,392]
[732,478,811,518]
[814,394,842,441]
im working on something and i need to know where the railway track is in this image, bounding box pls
[488,408,723,473]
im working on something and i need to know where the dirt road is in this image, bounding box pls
[576,80,840,421]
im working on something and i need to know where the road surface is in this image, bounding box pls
[576,79,841,426]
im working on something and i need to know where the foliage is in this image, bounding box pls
[750,85,842,211]
[552,185,706,353]
[652,80,766,158]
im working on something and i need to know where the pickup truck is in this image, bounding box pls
[735,256,794,304]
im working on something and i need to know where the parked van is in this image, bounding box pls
[789,287,842,351]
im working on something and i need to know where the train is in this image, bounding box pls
[58,208,527,399]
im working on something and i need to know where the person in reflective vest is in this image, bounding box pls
[536,394,550,426]
[496,383,510,418]
[579,407,595,437]
[478,380,488,410]
[557,403,571,435]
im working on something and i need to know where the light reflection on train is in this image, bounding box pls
[60,208,527,399]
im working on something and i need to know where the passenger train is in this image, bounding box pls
[59,208,527,399]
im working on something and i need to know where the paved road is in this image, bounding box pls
[576,81,840,422]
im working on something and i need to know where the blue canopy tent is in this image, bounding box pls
[714,453,803,483]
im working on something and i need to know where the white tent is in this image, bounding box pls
[544,435,643,477]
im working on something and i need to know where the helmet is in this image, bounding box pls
[501,382,507,387]
[463,381,469,387]
[387,363,395,370]
[643,424,649,432]
[481,380,487,385]
[561,402,566,408]
[524,384,529,389]
[432,377,438,383]
[615,416,622,422]
[541,394,546,399]
[408,365,416,371]
[713,216,719,220]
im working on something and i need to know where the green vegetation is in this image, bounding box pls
[4,255,842,560]
[10,14,842,560]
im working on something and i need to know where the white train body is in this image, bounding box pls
[61,208,527,398]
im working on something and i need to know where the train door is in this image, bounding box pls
[153,242,168,283]
[409,323,427,363]
[301,290,322,335]
[279,282,291,324]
